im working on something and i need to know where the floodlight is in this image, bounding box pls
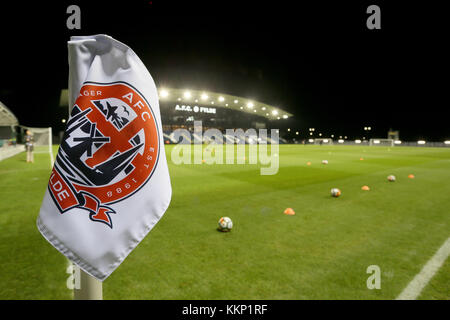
[373,140,380,144]
[323,139,329,143]
[61,119,66,123]
[160,89,169,98]
[262,107,266,110]
[247,102,254,108]
[417,140,426,145]
[201,93,208,100]
[282,115,288,119]
[287,128,291,132]
[445,141,450,145]
[218,96,225,102]
[295,131,299,135]
[272,110,278,115]
[394,140,402,144]
[308,139,314,143]
[355,139,362,144]
[183,91,191,99]
[338,139,344,143]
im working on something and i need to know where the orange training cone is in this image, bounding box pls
[284,208,295,215]
[361,185,370,191]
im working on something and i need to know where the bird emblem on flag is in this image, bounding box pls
[48,81,160,228]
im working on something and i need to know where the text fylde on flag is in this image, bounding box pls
[37,35,172,281]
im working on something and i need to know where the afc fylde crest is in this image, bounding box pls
[48,82,160,228]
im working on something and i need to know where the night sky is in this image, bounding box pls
[0,1,447,141]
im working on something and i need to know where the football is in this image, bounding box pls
[387,175,396,182]
[331,188,341,197]
[322,160,328,165]
[218,217,233,232]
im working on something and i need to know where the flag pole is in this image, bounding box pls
[67,90,103,300]
[73,268,103,300]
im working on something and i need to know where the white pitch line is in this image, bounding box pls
[396,237,450,300]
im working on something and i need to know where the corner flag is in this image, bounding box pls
[37,35,172,281]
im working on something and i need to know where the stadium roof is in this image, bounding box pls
[158,88,293,120]
[59,87,293,120]
[0,100,19,126]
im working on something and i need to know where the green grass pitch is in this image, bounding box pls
[0,144,449,299]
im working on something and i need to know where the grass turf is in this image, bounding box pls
[0,144,449,299]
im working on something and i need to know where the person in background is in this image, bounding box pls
[25,130,34,163]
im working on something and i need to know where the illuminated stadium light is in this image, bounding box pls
[394,140,402,144]
[201,93,208,100]
[265,113,269,116]
[61,119,66,123]
[318,133,322,137]
[331,134,334,138]
[445,140,450,145]
[183,91,191,99]
[218,96,225,102]
[277,117,280,120]
[308,139,314,143]
[225,103,228,106]
[287,128,291,132]
[177,97,181,101]
[355,139,362,144]
[211,101,214,104]
[160,89,169,98]
[373,140,380,144]
[254,110,257,113]
[272,110,278,115]
[282,115,288,119]
[234,99,238,103]
[262,107,266,110]
[295,131,299,135]
[417,140,426,145]
[338,139,344,143]
[194,99,198,103]
[240,106,243,109]
[247,102,254,108]
[309,132,313,136]
[344,136,348,139]
[323,139,329,143]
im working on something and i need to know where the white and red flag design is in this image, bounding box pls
[37,35,172,281]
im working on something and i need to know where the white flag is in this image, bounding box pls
[37,35,172,281]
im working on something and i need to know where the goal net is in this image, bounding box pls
[21,126,54,166]
[369,138,394,147]
[314,138,333,145]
